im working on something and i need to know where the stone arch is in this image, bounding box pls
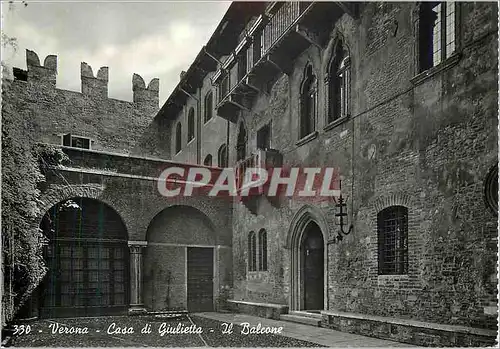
[372,192,412,214]
[286,204,330,311]
[143,204,219,312]
[146,204,217,245]
[286,204,330,249]
[38,184,130,233]
[38,192,131,317]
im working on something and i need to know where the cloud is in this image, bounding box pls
[2,1,230,104]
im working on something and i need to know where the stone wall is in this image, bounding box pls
[4,49,160,155]
[226,1,498,331]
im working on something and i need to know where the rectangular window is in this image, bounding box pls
[62,134,91,150]
[419,2,457,72]
[257,122,272,150]
[445,2,456,58]
[378,206,408,275]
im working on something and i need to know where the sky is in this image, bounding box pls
[1,1,231,104]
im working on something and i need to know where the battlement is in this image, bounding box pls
[18,49,159,106]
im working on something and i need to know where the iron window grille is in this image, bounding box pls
[377,206,408,275]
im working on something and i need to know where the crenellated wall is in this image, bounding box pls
[5,49,161,155]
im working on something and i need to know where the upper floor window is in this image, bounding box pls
[187,108,195,142]
[236,122,247,162]
[175,122,182,154]
[257,122,272,151]
[248,231,257,272]
[62,134,91,150]
[204,91,213,123]
[218,144,228,168]
[377,206,408,275]
[299,65,317,139]
[419,2,457,72]
[203,154,212,166]
[328,41,350,123]
[258,229,268,271]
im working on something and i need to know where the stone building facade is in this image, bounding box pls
[3,1,498,346]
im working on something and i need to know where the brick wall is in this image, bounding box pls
[225,1,498,331]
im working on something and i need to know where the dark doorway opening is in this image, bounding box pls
[38,197,129,318]
[301,221,324,310]
[187,247,214,312]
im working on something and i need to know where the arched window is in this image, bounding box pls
[187,108,195,142]
[328,41,350,123]
[377,206,408,275]
[258,229,267,271]
[218,144,228,168]
[236,122,247,162]
[248,231,256,272]
[204,91,213,123]
[175,122,182,154]
[299,65,317,139]
[203,154,212,166]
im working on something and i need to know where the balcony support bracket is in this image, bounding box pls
[295,25,323,50]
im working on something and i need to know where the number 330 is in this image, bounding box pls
[13,325,31,335]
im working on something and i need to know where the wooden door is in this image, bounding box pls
[187,247,214,312]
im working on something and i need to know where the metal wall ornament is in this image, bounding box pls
[328,180,354,244]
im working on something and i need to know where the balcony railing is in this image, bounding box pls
[215,2,312,109]
[262,2,302,55]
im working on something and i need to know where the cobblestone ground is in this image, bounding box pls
[6,314,324,347]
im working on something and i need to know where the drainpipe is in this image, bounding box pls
[179,87,201,164]
[226,120,230,166]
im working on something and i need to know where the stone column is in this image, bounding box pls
[128,240,147,315]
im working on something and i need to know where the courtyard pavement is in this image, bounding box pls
[5,312,419,347]
[194,312,418,347]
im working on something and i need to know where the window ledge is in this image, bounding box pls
[247,271,269,278]
[377,274,409,279]
[410,53,461,86]
[324,115,350,132]
[187,137,196,146]
[296,131,318,147]
[204,117,214,125]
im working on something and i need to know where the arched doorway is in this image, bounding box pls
[144,205,219,313]
[301,221,324,310]
[288,206,328,312]
[38,197,129,318]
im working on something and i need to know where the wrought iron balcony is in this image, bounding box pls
[214,2,354,122]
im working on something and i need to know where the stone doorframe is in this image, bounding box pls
[286,205,330,311]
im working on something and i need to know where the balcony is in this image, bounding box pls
[213,2,355,122]
[234,149,283,213]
